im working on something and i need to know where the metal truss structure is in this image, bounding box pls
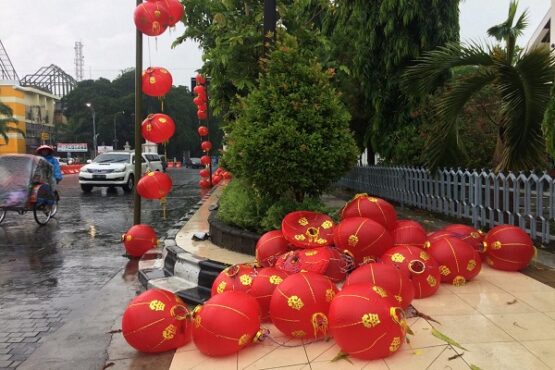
[0,39,20,82]
[20,64,77,97]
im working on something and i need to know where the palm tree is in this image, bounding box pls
[403,1,555,171]
[0,101,23,145]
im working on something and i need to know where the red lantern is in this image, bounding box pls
[269,272,337,339]
[198,126,209,136]
[275,248,332,275]
[192,291,262,357]
[122,289,191,353]
[329,283,407,360]
[425,230,457,246]
[198,103,208,112]
[483,225,535,271]
[256,230,291,267]
[201,141,212,152]
[426,236,482,285]
[134,2,169,36]
[333,217,393,265]
[393,220,427,248]
[222,171,232,179]
[324,247,352,283]
[193,96,205,106]
[211,264,256,296]
[121,224,158,257]
[196,73,206,85]
[211,174,222,185]
[199,169,210,178]
[197,110,207,120]
[381,245,441,299]
[200,155,211,166]
[199,179,211,189]
[141,114,175,143]
[137,171,173,199]
[442,224,485,254]
[281,211,335,248]
[142,67,173,97]
[345,263,415,309]
[341,194,397,231]
[250,267,289,321]
[193,85,206,96]
[155,0,184,27]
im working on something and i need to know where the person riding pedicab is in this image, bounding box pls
[35,145,63,185]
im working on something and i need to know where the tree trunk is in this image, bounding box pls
[492,126,505,171]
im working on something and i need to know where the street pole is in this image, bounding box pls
[92,110,97,158]
[113,111,124,150]
[133,0,143,225]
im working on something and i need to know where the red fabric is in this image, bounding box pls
[134,2,169,36]
[323,247,351,283]
[345,263,415,309]
[211,264,257,296]
[197,110,207,120]
[193,85,206,95]
[333,217,393,265]
[199,169,209,178]
[142,67,173,97]
[275,248,331,275]
[329,283,406,360]
[341,194,397,231]
[281,211,335,248]
[193,96,205,106]
[192,291,261,357]
[141,113,175,143]
[155,0,184,26]
[256,230,291,267]
[122,289,191,353]
[483,225,535,271]
[427,236,482,285]
[250,267,289,321]
[211,174,222,185]
[122,224,158,257]
[442,224,485,254]
[136,172,173,200]
[269,272,337,339]
[393,220,427,248]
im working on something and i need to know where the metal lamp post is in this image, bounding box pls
[113,111,125,150]
[85,102,97,158]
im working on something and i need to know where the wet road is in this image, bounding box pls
[0,168,201,369]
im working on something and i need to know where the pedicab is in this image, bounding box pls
[0,154,59,225]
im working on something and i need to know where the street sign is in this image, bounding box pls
[57,143,88,152]
[40,132,49,141]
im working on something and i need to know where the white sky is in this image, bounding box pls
[0,0,551,87]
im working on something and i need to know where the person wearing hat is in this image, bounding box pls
[36,145,63,184]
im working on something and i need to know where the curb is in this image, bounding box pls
[137,189,229,305]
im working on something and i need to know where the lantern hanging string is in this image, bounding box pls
[147,37,152,67]
[262,332,329,348]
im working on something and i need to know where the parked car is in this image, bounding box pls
[187,157,203,169]
[78,151,164,193]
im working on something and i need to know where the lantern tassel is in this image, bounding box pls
[161,196,167,220]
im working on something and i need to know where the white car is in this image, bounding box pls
[78,151,164,193]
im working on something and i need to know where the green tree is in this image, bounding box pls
[404,1,555,171]
[0,101,23,144]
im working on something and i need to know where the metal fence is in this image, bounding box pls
[337,166,555,244]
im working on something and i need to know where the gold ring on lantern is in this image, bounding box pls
[171,304,190,320]
[120,234,127,242]
[481,241,488,253]
[224,264,240,277]
[408,259,425,275]
[390,307,409,334]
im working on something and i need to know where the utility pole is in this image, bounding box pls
[134,0,143,225]
[263,0,276,53]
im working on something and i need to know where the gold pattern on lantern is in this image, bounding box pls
[368,197,379,203]
[217,281,227,294]
[288,296,304,310]
[240,274,253,286]
[146,124,152,132]
[294,234,306,241]
[193,315,201,328]
[439,265,451,276]
[291,330,306,337]
[159,118,167,123]
[389,337,401,352]
[149,300,165,311]
[316,238,327,245]
[305,250,318,256]
[154,10,161,17]
[321,220,333,229]
[362,313,381,328]
[427,275,437,287]
[492,241,502,250]
[348,234,359,247]
[467,260,477,271]
[419,251,430,261]
[470,232,480,239]
[391,253,405,263]
[298,217,309,226]
[311,312,329,338]
[394,295,403,303]
[325,289,335,302]
[372,285,388,298]
[453,276,466,287]
[424,241,431,249]
[162,324,177,340]
[269,275,283,285]
[149,76,157,84]
[238,334,249,346]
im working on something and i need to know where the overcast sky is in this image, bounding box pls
[0,1,551,87]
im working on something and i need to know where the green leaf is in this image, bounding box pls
[331,351,353,364]
[470,365,483,370]
[431,326,468,351]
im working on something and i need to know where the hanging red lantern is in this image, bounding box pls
[199,169,210,178]
[193,96,205,106]
[121,224,158,257]
[281,211,335,248]
[333,216,393,265]
[256,230,291,267]
[329,283,407,360]
[133,2,170,36]
[193,85,206,96]
[269,272,337,339]
[192,291,262,357]
[155,0,184,27]
[142,67,173,97]
[222,171,232,179]
[198,103,208,112]
[201,141,212,152]
[122,289,191,353]
[482,225,535,271]
[197,110,207,120]
[345,263,415,309]
[250,267,289,321]
[425,230,457,246]
[393,220,427,248]
[341,193,397,231]
[381,245,441,299]
[442,224,485,254]
[211,264,257,296]
[136,171,173,200]
[196,73,206,85]
[211,174,222,185]
[426,236,482,285]
[200,155,211,166]
[199,179,211,189]
[198,126,209,137]
[141,114,175,143]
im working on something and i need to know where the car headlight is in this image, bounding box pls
[113,168,125,173]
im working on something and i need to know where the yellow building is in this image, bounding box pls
[0,83,60,154]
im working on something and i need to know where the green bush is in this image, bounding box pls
[217,178,263,232]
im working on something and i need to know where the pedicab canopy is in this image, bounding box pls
[0,154,54,208]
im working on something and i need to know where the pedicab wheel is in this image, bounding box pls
[50,201,58,217]
[33,203,52,225]
[0,208,5,224]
